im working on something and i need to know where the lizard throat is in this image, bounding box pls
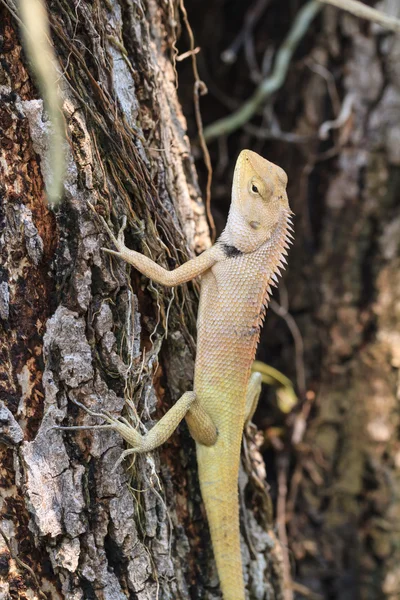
[221,243,243,258]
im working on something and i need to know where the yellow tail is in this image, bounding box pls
[196,442,245,600]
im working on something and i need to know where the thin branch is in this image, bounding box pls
[292,581,324,600]
[244,122,314,143]
[179,0,216,242]
[0,527,47,600]
[220,0,271,64]
[270,299,306,398]
[17,0,66,206]
[276,454,293,600]
[0,0,22,25]
[304,57,341,117]
[203,0,322,142]
[319,92,355,140]
[318,0,400,32]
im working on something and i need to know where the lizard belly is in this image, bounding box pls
[194,248,278,600]
[192,246,274,600]
[193,269,260,600]
[194,253,268,429]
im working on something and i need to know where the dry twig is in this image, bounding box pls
[179,0,216,242]
[203,1,322,142]
[0,526,47,600]
[318,0,400,32]
[17,0,65,205]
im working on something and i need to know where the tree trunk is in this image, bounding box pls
[0,2,285,599]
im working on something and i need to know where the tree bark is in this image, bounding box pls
[0,1,285,599]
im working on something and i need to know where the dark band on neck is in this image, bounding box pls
[221,243,242,258]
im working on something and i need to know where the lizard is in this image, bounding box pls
[63,149,293,599]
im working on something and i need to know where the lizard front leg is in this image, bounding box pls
[99,215,223,286]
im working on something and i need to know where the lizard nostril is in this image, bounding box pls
[250,221,261,230]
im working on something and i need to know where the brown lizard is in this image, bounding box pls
[64,150,292,599]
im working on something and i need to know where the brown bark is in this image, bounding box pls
[0,1,284,599]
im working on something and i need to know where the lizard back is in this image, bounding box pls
[192,208,291,600]
[194,210,291,424]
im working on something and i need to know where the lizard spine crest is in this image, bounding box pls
[256,208,294,335]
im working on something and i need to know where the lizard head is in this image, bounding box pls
[223,149,291,253]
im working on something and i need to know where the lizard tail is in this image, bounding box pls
[196,443,245,600]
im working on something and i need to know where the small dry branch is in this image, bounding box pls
[203,0,322,142]
[318,0,400,33]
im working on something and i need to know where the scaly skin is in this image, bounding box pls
[90,150,292,599]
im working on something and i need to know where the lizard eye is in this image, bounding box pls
[248,177,266,197]
[249,179,261,195]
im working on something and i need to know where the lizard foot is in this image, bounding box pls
[51,397,148,461]
[87,200,128,259]
[100,214,128,258]
[111,447,139,472]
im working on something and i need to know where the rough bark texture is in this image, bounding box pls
[0,1,285,599]
[181,1,400,599]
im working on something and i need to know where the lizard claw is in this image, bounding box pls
[87,201,126,253]
[99,215,128,255]
[111,447,138,472]
[98,215,120,248]
[101,247,123,258]
[117,215,127,245]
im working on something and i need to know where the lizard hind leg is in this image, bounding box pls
[245,371,263,426]
[110,390,198,452]
[55,392,199,457]
[185,399,218,447]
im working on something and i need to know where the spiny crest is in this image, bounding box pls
[248,209,293,364]
[258,209,294,318]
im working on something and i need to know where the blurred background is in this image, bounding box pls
[178,1,400,598]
